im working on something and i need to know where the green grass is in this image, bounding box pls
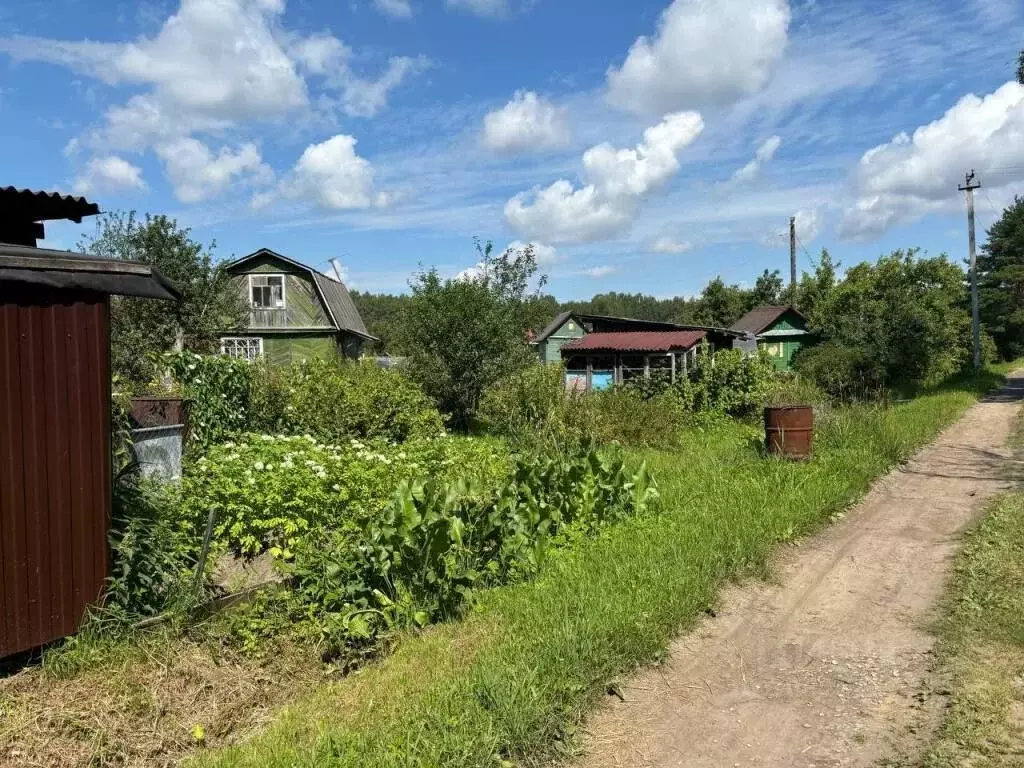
[195,372,1010,768]
[920,398,1024,768]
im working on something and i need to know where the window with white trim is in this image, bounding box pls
[220,337,263,361]
[249,275,285,309]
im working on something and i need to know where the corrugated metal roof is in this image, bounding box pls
[730,305,802,335]
[536,311,741,343]
[312,272,371,338]
[0,187,100,223]
[561,330,707,353]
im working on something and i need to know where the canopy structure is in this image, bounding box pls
[0,243,180,300]
[560,330,709,391]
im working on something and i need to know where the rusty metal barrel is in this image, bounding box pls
[764,405,813,459]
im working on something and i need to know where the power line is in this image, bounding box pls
[795,234,818,271]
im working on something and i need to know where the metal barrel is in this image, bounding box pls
[764,405,814,460]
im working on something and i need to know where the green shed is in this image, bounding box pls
[730,305,811,371]
[220,248,375,365]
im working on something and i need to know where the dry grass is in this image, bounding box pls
[0,629,324,768]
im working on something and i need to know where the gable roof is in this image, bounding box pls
[730,305,805,336]
[534,311,733,343]
[223,248,374,340]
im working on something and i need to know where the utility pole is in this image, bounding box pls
[789,215,797,307]
[959,171,982,370]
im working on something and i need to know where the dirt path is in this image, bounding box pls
[579,374,1024,768]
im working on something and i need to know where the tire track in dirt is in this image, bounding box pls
[578,374,1024,768]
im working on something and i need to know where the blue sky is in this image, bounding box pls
[1,0,1022,298]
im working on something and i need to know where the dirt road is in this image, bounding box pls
[579,374,1024,768]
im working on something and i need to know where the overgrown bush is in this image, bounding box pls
[164,352,251,450]
[108,473,196,618]
[799,250,973,397]
[476,363,590,446]
[478,364,688,448]
[285,358,445,443]
[181,434,511,559]
[164,353,445,450]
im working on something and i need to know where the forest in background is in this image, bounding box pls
[352,250,839,355]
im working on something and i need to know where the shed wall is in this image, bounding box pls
[0,286,111,658]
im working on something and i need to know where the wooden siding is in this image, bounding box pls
[232,273,332,330]
[539,317,586,363]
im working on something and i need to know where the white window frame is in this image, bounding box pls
[220,337,264,361]
[248,274,286,310]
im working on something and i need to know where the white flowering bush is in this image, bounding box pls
[181,433,510,558]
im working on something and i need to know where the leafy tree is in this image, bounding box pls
[750,269,784,307]
[979,196,1024,360]
[399,241,545,429]
[350,291,413,355]
[796,249,839,319]
[1017,49,1024,85]
[797,250,971,396]
[693,277,749,327]
[80,212,246,386]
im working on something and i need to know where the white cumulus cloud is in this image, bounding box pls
[481,91,570,154]
[0,0,427,202]
[650,237,692,253]
[730,135,782,183]
[606,0,791,116]
[280,134,388,210]
[503,240,561,265]
[156,138,271,203]
[839,81,1024,240]
[582,265,616,278]
[505,111,704,244]
[72,155,146,196]
[373,0,414,18]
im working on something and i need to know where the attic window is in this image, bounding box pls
[250,274,285,309]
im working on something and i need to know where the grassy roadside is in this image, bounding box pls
[919,401,1024,768]
[195,372,1010,768]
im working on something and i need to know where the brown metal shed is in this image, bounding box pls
[0,223,177,658]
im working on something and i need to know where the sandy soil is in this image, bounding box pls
[578,374,1024,768]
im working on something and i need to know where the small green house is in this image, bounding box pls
[220,248,374,365]
[730,305,811,371]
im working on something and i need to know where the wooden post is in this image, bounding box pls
[644,355,650,379]
[671,352,677,383]
[586,356,593,391]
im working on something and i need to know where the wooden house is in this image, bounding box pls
[730,305,811,371]
[534,312,740,390]
[220,248,374,365]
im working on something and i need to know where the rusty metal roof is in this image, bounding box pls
[0,187,100,223]
[561,330,707,354]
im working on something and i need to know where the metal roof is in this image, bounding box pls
[535,311,737,343]
[0,187,100,223]
[561,330,708,354]
[0,243,179,300]
[224,248,375,340]
[730,305,805,335]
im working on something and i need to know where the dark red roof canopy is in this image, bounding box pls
[561,330,707,354]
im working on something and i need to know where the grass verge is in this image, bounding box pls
[919,397,1024,768]
[194,372,1009,768]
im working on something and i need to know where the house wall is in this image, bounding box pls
[539,317,586,362]
[758,337,805,371]
[229,257,333,330]
[260,333,338,366]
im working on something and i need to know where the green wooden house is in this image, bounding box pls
[219,248,374,365]
[730,305,811,371]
